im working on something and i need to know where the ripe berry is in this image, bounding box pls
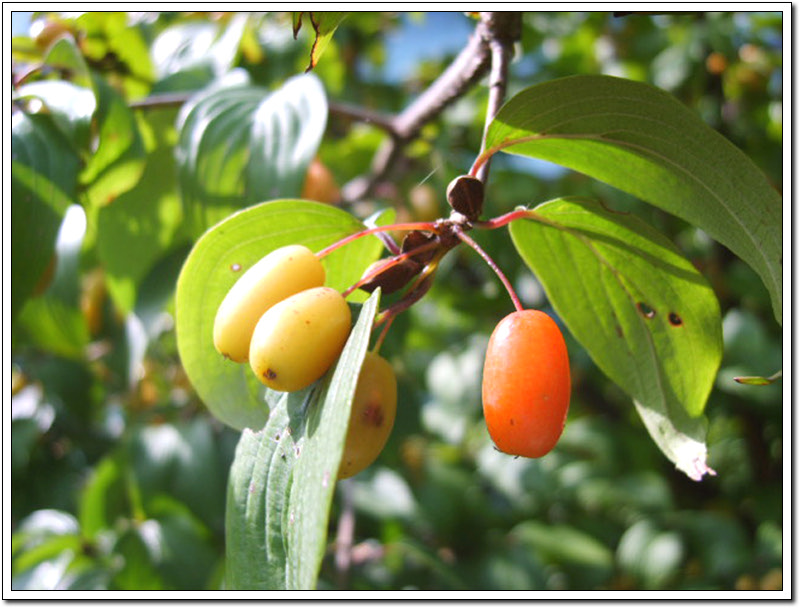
[213,244,325,363]
[301,157,341,204]
[481,310,571,458]
[249,286,351,393]
[338,352,397,479]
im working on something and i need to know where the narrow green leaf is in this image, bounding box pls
[484,75,782,325]
[509,197,721,478]
[225,291,379,590]
[733,370,782,386]
[176,73,327,235]
[175,200,385,431]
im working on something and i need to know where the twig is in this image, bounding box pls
[341,12,522,203]
[475,12,519,184]
[328,100,395,133]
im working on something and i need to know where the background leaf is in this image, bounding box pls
[96,108,184,314]
[294,12,349,70]
[11,112,79,320]
[484,74,782,324]
[175,200,385,431]
[15,80,96,149]
[225,291,379,590]
[509,197,722,476]
[176,72,328,235]
[79,75,146,207]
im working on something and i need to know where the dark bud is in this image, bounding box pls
[446,175,484,221]
[401,230,439,266]
[359,258,423,295]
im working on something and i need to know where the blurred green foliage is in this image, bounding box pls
[11,11,783,592]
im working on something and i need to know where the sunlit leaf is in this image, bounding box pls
[225,291,379,590]
[293,12,348,71]
[15,80,95,150]
[11,112,79,320]
[176,73,328,235]
[175,200,385,431]
[96,108,183,314]
[483,75,782,325]
[80,75,146,207]
[509,197,722,478]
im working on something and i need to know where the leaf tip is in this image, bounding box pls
[682,455,717,482]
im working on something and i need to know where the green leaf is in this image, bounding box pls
[483,74,782,325]
[512,520,613,570]
[175,200,385,431]
[509,197,722,478]
[41,36,92,89]
[293,12,348,71]
[617,519,684,589]
[11,111,79,320]
[225,291,379,590]
[151,14,248,82]
[80,75,146,207]
[96,108,183,314]
[733,371,781,386]
[176,73,328,235]
[15,80,96,150]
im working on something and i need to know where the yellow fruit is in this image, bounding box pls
[213,245,325,363]
[249,286,351,392]
[338,352,397,479]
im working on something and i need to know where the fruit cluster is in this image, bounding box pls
[212,173,574,478]
[212,244,397,479]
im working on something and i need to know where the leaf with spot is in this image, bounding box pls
[175,199,385,431]
[509,197,722,479]
[225,290,379,590]
[481,74,782,325]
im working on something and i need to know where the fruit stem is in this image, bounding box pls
[315,222,438,259]
[474,207,536,230]
[456,229,523,312]
[341,239,442,299]
[371,313,395,354]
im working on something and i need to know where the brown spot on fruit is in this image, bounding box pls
[362,402,385,427]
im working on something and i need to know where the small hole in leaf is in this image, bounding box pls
[231,263,242,272]
[669,312,683,326]
[637,302,656,318]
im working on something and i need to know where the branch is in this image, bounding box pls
[341,12,522,203]
[475,12,519,184]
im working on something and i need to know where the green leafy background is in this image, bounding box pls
[11,11,783,593]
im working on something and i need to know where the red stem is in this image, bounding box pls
[456,230,523,312]
[474,207,536,230]
[315,221,437,259]
[341,239,441,299]
[371,313,395,354]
